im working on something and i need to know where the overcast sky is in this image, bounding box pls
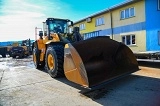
[0,0,125,41]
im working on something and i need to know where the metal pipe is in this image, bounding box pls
[42,22,45,34]
[35,27,42,40]
[35,27,37,40]
[108,8,113,40]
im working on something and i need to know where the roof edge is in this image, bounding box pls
[73,0,142,24]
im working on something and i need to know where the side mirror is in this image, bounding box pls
[71,21,73,26]
[39,31,43,37]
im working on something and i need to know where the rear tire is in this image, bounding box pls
[33,47,41,69]
[32,42,44,69]
[45,45,64,78]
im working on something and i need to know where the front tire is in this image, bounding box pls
[45,45,64,78]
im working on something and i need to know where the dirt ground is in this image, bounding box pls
[0,56,160,106]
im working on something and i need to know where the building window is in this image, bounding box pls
[158,0,160,10]
[96,17,105,26]
[130,7,135,17]
[120,10,125,19]
[122,35,136,45]
[120,7,135,19]
[158,31,160,45]
[79,23,85,30]
[125,8,130,18]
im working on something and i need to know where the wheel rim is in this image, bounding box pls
[47,54,55,70]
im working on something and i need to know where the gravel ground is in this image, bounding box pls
[0,56,160,106]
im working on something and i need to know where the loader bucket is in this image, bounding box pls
[64,36,139,88]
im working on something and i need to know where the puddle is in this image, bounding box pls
[0,62,8,70]
[27,62,35,68]
[0,57,35,69]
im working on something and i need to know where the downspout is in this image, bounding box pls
[108,8,113,39]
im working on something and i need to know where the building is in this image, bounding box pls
[0,40,34,47]
[71,0,160,52]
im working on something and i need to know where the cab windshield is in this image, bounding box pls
[48,20,68,34]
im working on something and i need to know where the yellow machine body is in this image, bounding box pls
[9,39,32,58]
[12,42,19,47]
[33,18,139,89]
[35,33,60,62]
[64,43,88,87]
[21,46,29,55]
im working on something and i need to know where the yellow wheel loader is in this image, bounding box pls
[10,39,31,58]
[33,18,139,89]
[0,40,31,58]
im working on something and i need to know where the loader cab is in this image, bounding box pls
[43,18,73,37]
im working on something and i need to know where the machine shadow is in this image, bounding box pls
[82,75,160,105]
[34,66,160,106]
[55,74,160,105]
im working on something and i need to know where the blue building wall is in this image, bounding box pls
[145,0,160,51]
[0,40,34,46]
[84,22,145,40]
[98,22,145,35]
[0,42,13,46]
[113,22,146,34]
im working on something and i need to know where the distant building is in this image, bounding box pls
[71,0,160,52]
[0,40,34,46]
[0,42,13,46]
